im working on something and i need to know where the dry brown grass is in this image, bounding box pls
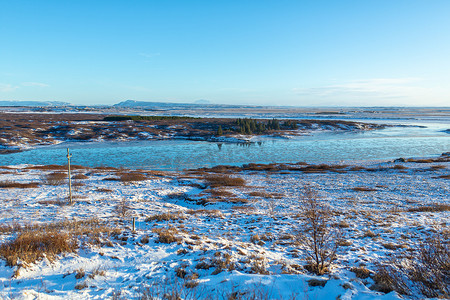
[26,164,86,171]
[0,218,121,254]
[407,204,450,212]
[382,242,404,250]
[0,230,77,267]
[118,172,147,182]
[96,188,113,193]
[351,266,372,279]
[247,191,274,198]
[204,175,246,187]
[185,209,222,217]
[152,227,182,244]
[72,174,89,180]
[42,172,67,185]
[202,188,235,198]
[146,212,187,222]
[36,199,68,206]
[372,231,449,298]
[0,180,39,188]
[352,187,378,192]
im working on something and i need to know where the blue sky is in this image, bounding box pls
[1,0,449,106]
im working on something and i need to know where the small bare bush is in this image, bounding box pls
[409,232,450,297]
[373,231,449,298]
[296,187,341,275]
[115,198,131,220]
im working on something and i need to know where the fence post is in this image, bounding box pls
[67,148,73,205]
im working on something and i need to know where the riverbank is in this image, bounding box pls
[0,154,448,299]
[0,113,385,153]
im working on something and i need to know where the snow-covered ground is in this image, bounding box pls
[0,156,448,299]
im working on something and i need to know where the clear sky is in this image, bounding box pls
[1,0,449,106]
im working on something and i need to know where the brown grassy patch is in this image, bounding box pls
[26,164,86,171]
[407,158,434,163]
[118,172,147,182]
[0,180,39,188]
[429,165,446,170]
[42,172,67,185]
[363,230,378,238]
[204,175,246,187]
[352,187,378,192]
[152,227,182,244]
[96,188,113,193]
[382,242,404,250]
[392,165,408,170]
[202,188,235,198]
[185,209,222,217]
[105,172,148,182]
[146,212,187,222]
[0,219,121,251]
[72,174,89,180]
[247,191,274,198]
[407,204,450,212]
[37,199,68,206]
[351,266,372,279]
[0,230,77,267]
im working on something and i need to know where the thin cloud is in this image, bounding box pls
[0,83,19,92]
[293,78,429,100]
[21,82,50,87]
[139,52,161,62]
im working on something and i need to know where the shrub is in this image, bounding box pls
[409,232,450,297]
[372,230,449,298]
[296,187,341,275]
[115,198,131,220]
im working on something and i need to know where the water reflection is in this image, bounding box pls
[0,123,449,170]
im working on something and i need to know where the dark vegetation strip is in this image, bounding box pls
[103,115,198,121]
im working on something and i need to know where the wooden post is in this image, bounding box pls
[132,217,136,232]
[67,148,72,205]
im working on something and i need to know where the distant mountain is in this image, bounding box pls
[114,100,215,108]
[194,99,211,104]
[114,100,178,107]
[113,100,267,111]
[0,100,71,107]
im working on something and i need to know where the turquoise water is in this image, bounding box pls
[1,121,449,170]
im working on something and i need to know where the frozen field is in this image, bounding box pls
[0,154,448,299]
